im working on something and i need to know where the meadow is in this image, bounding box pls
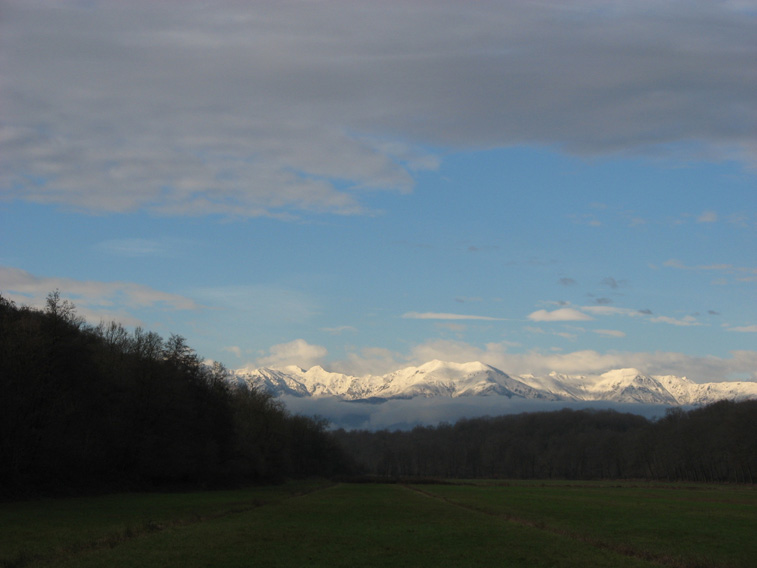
[2,480,755,568]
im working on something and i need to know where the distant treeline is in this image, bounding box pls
[4,292,755,497]
[333,401,757,483]
[0,292,352,498]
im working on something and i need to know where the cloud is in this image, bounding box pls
[593,329,626,338]
[455,296,484,303]
[0,266,198,322]
[581,306,645,318]
[601,277,626,289]
[3,1,755,218]
[193,285,317,324]
[281,395,672,430]
[328,338,757,383]
[223,345,243,358]
[697,210,719,223]
[330,347,406,377]
[402,312,504,321]
[94,237,188,258]
[435,322,467,332]
[321,325,358,335]
[558,277,577,286]
[649,315,702,326]
[582,305,707,327]
[255,339,328,369]
[728,325,757,333]
[527,308,593,322]
[663,259,757,277]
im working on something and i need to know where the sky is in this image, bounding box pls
[1,0,756,384]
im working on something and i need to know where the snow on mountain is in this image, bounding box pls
[594,369,681,404]
[232,362,757,407]
[664,378,757,406]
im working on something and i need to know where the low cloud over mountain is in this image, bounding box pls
[232,360,757,429]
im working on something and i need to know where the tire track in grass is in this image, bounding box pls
[2,482,335,568]
[402,484,724,568]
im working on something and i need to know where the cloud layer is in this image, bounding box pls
[2,0,755,217]
[255,337,757,383]
[0,266,198,325]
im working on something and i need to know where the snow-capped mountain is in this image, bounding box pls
[232,361,757,407]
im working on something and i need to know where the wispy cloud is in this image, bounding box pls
[527,308,593,322]
[697,210,719,223]
[649,315,702,327]
[581,306,645,318]
[0,265,198,324]
[94,237,188,258]
[663,259,757,282]
[0,266,197,309]
[593,329,626,338]
[193,285,318,324]
[581,304,703,327]
[223,345,243,358]
[727,325,757,333]
[601,277,626,290]
[402,312,505,321]
[321,325,358,335]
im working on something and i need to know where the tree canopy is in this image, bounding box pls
[0,292,352,498]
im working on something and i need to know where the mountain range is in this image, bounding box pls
[232,360,757,407]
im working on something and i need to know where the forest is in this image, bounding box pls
[0,292,352,498]
[333,400,757,483]
[2,291,756,499]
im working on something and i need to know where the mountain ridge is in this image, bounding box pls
[232,361,757,407]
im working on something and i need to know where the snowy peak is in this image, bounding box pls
[593,369,679,404]
[232,361,757,407]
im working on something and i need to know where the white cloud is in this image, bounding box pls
[583,304,711,327]
[223,345,243,358]
[281,396,671,430]
[593,329,626,338]
[402,311,504,321]
[255,339,328,370]
[528,308,593,322]
[649,315,701,327]
[321,325,358,335]
[728,325,757,333]
[2,1,755,217]
[581,306,645,318]
[697,210,719,223]
[0,266,198,324]
[330,347,407,377]
[323,338,757,383]
[663,259,757,276]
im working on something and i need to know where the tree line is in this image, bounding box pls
[0,292,352,498]
[3,290,754,496]
[333,401,757,483]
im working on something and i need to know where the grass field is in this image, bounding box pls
[1,480,755,567]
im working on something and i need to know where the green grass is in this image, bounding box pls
[2,481,754,567]
[0,481,326,568]
[415,481,757,567]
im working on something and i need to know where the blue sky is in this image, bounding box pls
[1,1,755,382]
